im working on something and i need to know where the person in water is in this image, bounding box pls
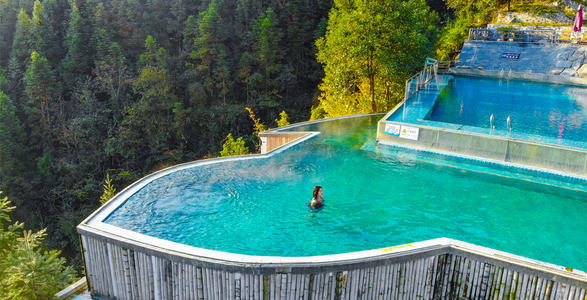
[310,186,324,209]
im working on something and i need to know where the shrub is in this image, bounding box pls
[220,133,250,157]
[275,111,290,127]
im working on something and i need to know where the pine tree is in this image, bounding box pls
[29,0,56,60]
[25,51,56,135]
[191,0,233,104]
[251,7,283,106]
[0,0,21,67]
[99,173,116,204]
[118,36,177,168]
[23,50,58,185]
[0,195,75,299]
[6,9,33,100]
[42,0,69,65]
[62,0,96,87]
[0,91,26,195]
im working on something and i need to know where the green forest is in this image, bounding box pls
[0,0,545,296]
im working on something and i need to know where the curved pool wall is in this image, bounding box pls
[378,75,587,177]
[78,115,587,299]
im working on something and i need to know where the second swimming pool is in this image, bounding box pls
[387,75,587,149]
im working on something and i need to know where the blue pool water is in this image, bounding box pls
[105,116,587,271]
[388,75,587,149]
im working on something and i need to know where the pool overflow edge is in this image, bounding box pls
[78,114,587,299]
[77,226,587,299]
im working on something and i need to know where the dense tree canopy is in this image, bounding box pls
[0,0,464,284]
[0,0,333,273]
[314,0,438,117]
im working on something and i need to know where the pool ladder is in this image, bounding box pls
[490,114,512,132]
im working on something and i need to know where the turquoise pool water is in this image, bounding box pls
[105,116,587,271]
[387,75,587,149]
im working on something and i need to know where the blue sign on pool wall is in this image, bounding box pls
[385,123,400,136]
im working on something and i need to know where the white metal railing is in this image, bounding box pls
[403,57,440,102]
[401,58,441,120]
[468,27,587,44]
[469,28,558,43]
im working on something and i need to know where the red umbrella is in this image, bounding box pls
[573,4,583,32]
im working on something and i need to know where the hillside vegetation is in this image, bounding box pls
[0,0,578,294]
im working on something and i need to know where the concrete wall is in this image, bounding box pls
[377,121,587,177]
[456,40,586,79]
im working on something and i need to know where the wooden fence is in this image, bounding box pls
[78,229,586,300]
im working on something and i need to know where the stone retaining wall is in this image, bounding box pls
[457,40,586,78]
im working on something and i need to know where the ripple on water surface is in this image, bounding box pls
[105,116,587,271]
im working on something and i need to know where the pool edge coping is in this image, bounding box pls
[79,113,587,285]
[77,222,587,286]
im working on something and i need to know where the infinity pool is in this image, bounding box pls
[105,115,587,271]
[388,75,587,149]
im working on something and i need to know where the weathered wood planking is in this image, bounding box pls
[80,235,587,300]
[259,132,309,153]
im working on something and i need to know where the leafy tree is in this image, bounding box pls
[219,133,250,157]
[0,194,75,299]
[315,0,438,117]
[433,0,512,62]
[275,110,290,127]
[435,15,470,60]
[445,0,498,26]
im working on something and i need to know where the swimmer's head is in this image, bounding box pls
[313,186,323,199]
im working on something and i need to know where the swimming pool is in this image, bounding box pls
[104,115,587,271]
[387,75,587,149]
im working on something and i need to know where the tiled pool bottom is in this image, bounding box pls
[387,75,587,150]
[379,75,587,177]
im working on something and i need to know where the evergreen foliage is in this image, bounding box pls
[0,194,75,299]
[0,0,466,278]
[219,133,250,157]
[99,174,117,205]
[275,111,290,127]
